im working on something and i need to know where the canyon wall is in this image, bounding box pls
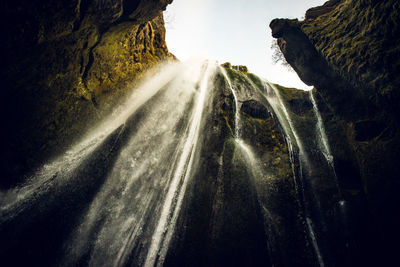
[270,0,400,264]
[1,0,174,188]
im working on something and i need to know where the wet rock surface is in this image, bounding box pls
[1,0,174,188]
[271,0,400,265]
[0,58,363,266]
[241,100,269,119]
[3,0,400,266]
[0,64,295,267]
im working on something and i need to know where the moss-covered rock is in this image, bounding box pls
[270,1,400,264]
[215,68,321,266]
[1,0,174,188]
[301,0,400,107]
[220,62,232,69]
[232,65,248,72]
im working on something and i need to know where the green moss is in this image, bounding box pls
[2,12,173,187]
[225,67,239,80]
[301,0,400,99]
[75,77,92,101]
[272,83,308,102]
[246,73,264,90]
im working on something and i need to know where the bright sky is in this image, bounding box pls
[164,0,327,89]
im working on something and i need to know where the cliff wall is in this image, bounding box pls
[1,0,174,188]
[270,0,400,264]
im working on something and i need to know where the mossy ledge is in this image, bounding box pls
[1,0,174,188]
[270,0,400,264]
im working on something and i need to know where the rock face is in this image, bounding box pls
[1,0,174,188]
[0,62,320,266]
[165,67,324,267]
[305,0,341,20]
[241,100,269,119]
[271,0,400,265]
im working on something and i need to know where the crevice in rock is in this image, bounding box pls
[79,15,150,108]
[73,0,91,32]
[122,0,140,19]
[80,31,101,108]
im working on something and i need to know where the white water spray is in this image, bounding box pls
[309,91,332,163]
[265,82,310,166]
[220,67,241,138]
[1,60,343,267]
[306,217,325,267]
[144,60,216,267]
[1,59,219,267]
[309,91,342,198]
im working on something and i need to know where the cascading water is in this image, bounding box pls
[309,91,342,199]
[0,58,346,267]
[221,69,324,266]
[262,82,325,267]
[221,68,347,267]
[309,92,332,163]
[0,59,220,267]
[259,81,345,267]
[220,68,241,138]
[220,67,277,265]
[144,61,215,267]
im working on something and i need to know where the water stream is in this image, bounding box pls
[262,83,325,267]
[222,70,328,267]
[0,59,343,267]
[309,91,342,199]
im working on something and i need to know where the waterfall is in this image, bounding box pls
[144,60,216,267]
[0,59,218,267]
[1,59,344,267]
[258,83,334,267]
[220,68,341,267]
[220,67,241,138]
[220,69,324,266]
[259,82,324,267]
[309,91,342,198]
[309,91,332,163]
[263,83,309,166]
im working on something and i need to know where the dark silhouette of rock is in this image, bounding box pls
[271,1,400,265]
[1,0,174,188]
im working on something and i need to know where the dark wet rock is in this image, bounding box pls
[241,100,269,119]
[271,0,400,264]
[273,84,313,116]
[164,71,273,267]
[270,17,369,120]
[1,0,174,188]
[354,120,386,142]
[195,69,319,266]
[287,98,313,115]
[222,69,319,266]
